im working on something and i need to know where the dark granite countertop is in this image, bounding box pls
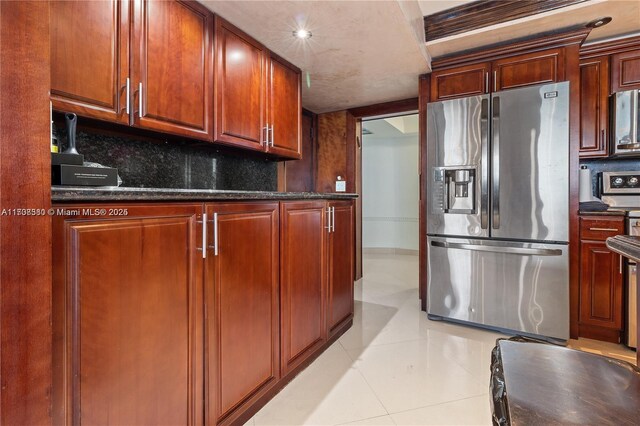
[52,186,358,202]
[578,209,627,216]
[606,235,640,263]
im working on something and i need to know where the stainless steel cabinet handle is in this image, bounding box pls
[485,73,488,93]
[196,213,207,259]
[492,96,500,229]
[619,255,623,274]
[431,240,562,256]
[325,207,331,232]
[480,98,489,229]
[125,78,130,115]
[263,125,269,146]
[331,207,335,233]
[493,70,497,92]
[601,129,605,148]
[269,125,274,147]
[138,82,143,118]
[588,227,619,232]
[213,212,219,256]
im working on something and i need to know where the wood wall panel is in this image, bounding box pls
[0,2,52,424]
[316,111,348,193]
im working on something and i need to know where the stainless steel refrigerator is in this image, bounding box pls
[426,82,570,342]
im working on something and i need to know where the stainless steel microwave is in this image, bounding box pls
[612,89,640,156]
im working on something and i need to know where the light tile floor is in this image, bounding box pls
[249,253,636,426]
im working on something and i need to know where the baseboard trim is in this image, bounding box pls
[363,247,419,256]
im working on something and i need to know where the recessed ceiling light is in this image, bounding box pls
[586,17,612,28]
[293,29,312,39]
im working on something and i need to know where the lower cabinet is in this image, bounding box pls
[52,204,205,425]
[53,199,355,425]
[578,216,625,343]
[280,201,328,375]
[204,202,280,425]
[327,200,355,337]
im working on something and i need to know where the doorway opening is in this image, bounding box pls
[360,113,420,290]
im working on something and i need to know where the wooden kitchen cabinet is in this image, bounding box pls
[204,202,280,425]
[213,17,302,158]
[50,0,130,124]
[579,56,610,158]
[267,53,302,159]
[327,200,355,337]
[578,216,625,343]
[430,62,491,102]
[213,16,267,151]
[611,49,640,93]
[280,201,328,376]
[52,204,205,425]
[492,48,565,91]
[131,0,213,140]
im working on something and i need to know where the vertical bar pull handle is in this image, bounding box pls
[263,125,269,146]
[196,213,207,259]
[125,78,130,115]
[138,82,143,118]
[325,207,331,232]
[493,70,497,92]
[480,98,489,229]
[331,207,335,233]
[620,255,623,274]
[485,73,488,93]
[492,96,500,229]
[213,213,219,256]
[269,125,274,147]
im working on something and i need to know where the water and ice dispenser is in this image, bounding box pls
[432,167,476,214]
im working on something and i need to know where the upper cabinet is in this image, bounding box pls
[492,48,564,91]
[579,56,610,158]
[430,48,564,102]
[213,17,301,158]
[213,17,267,150]
[267,54,302,159]
[430,62,490,102]
[50,1,302,158]
[131,0,213,140]
[50,0,130,124]
[611,49,640,93]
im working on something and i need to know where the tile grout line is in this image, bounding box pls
[386,392,490,418]
[338,340,394,421]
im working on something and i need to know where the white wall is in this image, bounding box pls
[362,129,419,251]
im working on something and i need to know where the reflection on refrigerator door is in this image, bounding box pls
[427,236,569,341]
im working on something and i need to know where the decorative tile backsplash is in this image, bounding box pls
[54,125,278,191]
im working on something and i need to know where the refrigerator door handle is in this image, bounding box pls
[492,96,500,229]
[480,98,489,229]
[430,240,563,256]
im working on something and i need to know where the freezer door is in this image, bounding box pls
[426,95,490,238]
[490,82,569,242]
[427,236,569,340]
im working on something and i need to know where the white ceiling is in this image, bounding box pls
[362,114,419,140]
[200,0,640,113]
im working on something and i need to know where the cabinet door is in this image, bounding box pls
[579,56,610,158]
[131,0,213,140]
[52,204,204,426]
[214,17,267,151]
[50,0,130,124]
[430,62,490,102]
[327,201,355,336]
[205,202,280,425]
[280,201,328,376]
[267,54,302,159]
[493,48,565,92]
[611,49,640,92]
[579,240,624,332]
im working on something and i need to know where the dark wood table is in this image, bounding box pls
[491,339,640,425]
